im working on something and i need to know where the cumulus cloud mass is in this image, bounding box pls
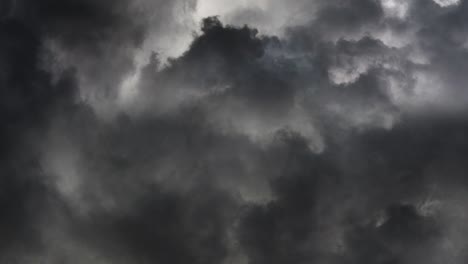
[2,0,468,263]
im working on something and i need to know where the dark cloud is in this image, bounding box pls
[315,0,384,36]
[7,0,146,50]
[2,0,468,263]
[0,16,78,260]
[80,185,236,264]
[236,115,468,264]
[138,17,295,112]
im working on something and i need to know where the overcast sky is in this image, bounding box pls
[2,0,468,263]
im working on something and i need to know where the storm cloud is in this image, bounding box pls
[2,0,468,263]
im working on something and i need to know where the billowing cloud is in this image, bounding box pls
[2,0,468,263]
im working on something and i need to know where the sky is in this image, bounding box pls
[2,0,468,263]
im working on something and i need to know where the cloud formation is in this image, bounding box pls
[2,0,468,263]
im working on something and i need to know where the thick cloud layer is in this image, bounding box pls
[2,0,468,263]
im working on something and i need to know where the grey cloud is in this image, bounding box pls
[3,0,468,263]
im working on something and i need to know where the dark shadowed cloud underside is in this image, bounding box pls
[2,0,468,263]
